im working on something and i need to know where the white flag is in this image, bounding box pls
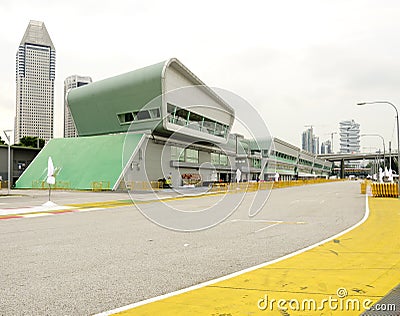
[47,156,55,185]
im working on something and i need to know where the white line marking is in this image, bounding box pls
[77,207,103,212]
[229,219,306,224]
[95,195,370,316]
[22,213,50,218]
[254,223,280,233]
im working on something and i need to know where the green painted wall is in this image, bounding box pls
[15,133,144,190]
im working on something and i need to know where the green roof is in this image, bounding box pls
[15,133,144,190]
[67,61,165,137]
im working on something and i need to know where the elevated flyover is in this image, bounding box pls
[318,152,399,178]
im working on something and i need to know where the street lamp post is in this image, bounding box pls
[357,101,400,197]
[360,133,386,170]
[3,130,12,195]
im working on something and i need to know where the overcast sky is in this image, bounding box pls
[1,0,400,153]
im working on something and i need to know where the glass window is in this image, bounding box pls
[171,146,185,162]
[149,108,160,118]
[136,110,150,120]
[220,154,228,166]
[252,158,261,169]
[117,112,134,124]
[211,153,219,165]
[185,148,199,163]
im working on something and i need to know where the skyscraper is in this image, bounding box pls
[302,127,319,154]
[64,75,92,138]
[15,20,55,144]
[339,119,360,153]
[321,140,332,154]
[302,127,313,152]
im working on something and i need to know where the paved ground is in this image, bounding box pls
[114,197,400,316]
[0,181,364,315]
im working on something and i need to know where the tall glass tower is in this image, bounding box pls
[64,75,92,138]
[15,20,55,144]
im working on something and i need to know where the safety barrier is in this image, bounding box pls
[210,179,340,192]
[370,182,399,198]
[122,181,162,191]
[360,180,372,194]
[91,181,111,192]
[32,180,71,190]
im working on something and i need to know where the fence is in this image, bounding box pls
[32,180,71,190]
[370,182,399,198]
[119,181,162,191]
[211,179,342,192]
[91,181,111,192]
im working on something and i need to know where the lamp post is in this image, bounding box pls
[360,133,386,170]
[357,101,400,196]
[3,130,12,195]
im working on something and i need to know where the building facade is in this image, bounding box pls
[321,140,332,154]
[64,75,92,137]
[302,127,319,154]
[0,145,40,187]
[15,20,56,144]
[16,58,332,190]
[339,120,360,153]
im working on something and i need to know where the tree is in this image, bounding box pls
[0,136,5,145]
[17,136,45,149]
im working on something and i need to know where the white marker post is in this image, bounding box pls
[47,157,55,201]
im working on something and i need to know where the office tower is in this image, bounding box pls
[64,75,92,137]
[302,127,319,154]
[15,20,55,144]
[321,140,332,154]
[313,136,320,154]
[339,119,360,153]
[302,127,313,152]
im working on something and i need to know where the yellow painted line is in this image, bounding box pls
[66,182,328,211]
[101,197,400,315]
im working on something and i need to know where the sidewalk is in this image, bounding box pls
[104,197,400,315]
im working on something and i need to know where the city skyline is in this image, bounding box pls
[0,1,399,155]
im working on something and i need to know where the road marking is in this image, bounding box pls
[226,219,307,225]
[254,222,280,233]
[95,195,370,316]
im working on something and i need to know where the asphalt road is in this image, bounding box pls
[0,181,365,315]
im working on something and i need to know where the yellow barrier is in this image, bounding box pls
[91,181,111,192]
[360,180,373,194]
[32,180,71,190]
[209,179,341,193]
[370,182,399,198]
[122,181,162,191]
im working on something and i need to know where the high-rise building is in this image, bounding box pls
[64,75,92,137]
[15,20,55,144]
[302,127,313,152]
[302,127,319,154]
[339,120,360,153]
[313,136,320,155]
[321,140,332,154]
